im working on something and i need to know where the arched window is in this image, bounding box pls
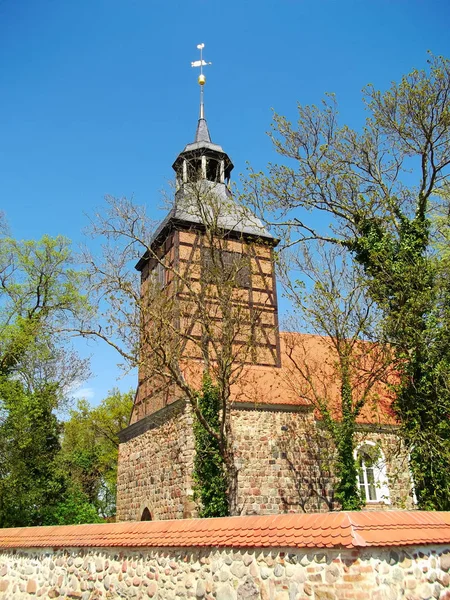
[355,442,390,504]
[141,507,152,521]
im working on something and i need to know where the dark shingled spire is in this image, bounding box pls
[195,118,211,143]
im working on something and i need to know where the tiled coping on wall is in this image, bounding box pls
[1,511,449,550]
[0,511,449,599]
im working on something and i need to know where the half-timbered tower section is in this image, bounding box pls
[116,114,415,522]
[130,117,281,424]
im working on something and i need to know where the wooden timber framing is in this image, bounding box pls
[131,221,281,423]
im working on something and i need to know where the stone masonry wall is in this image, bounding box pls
[116,405,414,521]
[116,403,195,522]
[232,409,414,516]
[232,409,336,515]
[1,544,450,599]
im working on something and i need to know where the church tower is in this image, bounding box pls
[116,46,283,521]
[129,48,281,426]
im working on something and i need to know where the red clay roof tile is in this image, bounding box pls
[172,333,398,426]
[0,511,449,550]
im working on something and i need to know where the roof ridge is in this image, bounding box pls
[344,512,367,548]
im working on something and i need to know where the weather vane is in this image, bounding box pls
[191,43,211,119]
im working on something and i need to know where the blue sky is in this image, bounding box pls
[1,0,450,406]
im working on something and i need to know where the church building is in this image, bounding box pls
[116,48,415,521]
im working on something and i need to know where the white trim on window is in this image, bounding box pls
[354,441,390,504]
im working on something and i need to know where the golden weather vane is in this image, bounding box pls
[191,43,212,119]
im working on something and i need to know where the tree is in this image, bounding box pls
[245,54,450,509]
[79,185,269,515]
[0,229,90,526]
[59,389,133,520]
[0,234,87,378]
[0,379,63,527]
[281,243,393,509]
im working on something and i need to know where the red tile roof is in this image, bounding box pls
[178,333,397,424]
[0,511,449,550]
[134,332,398,426]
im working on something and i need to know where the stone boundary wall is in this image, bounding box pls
[1,543,450,599]
[0,512,449,599]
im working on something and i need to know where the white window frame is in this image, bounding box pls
[355,441,390,504]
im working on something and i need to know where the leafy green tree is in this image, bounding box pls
[246,55,450,509]
[0,234,87,378]
[0,229,90,526]
[45,488,103,526]
[0,379,63,527]
[59,389,133,519]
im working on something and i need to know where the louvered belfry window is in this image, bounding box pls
[150,261,166,289]
[201,248,250,288]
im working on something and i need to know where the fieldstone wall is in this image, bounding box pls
[233,409,414,515]
[116,403,414,521]
[232,408,336,515]
[0,544,449,599]
[116,403,196,522]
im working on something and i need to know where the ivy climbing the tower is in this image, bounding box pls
[192,373,229,518]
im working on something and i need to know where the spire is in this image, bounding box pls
[191,43,212,143]
[195,118,211,143]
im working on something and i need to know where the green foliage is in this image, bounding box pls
[0,228,99,526]
[44,488,103,526]
[59,389,133,520]
[350,214,450,509]
[0,378,64,527]
[192,374,229,518]
[0,384,132,527]
[0,227,133,526]
[0,234,88,377]
[333,376,364,511]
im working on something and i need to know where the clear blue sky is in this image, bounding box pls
[1,0,449,405]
